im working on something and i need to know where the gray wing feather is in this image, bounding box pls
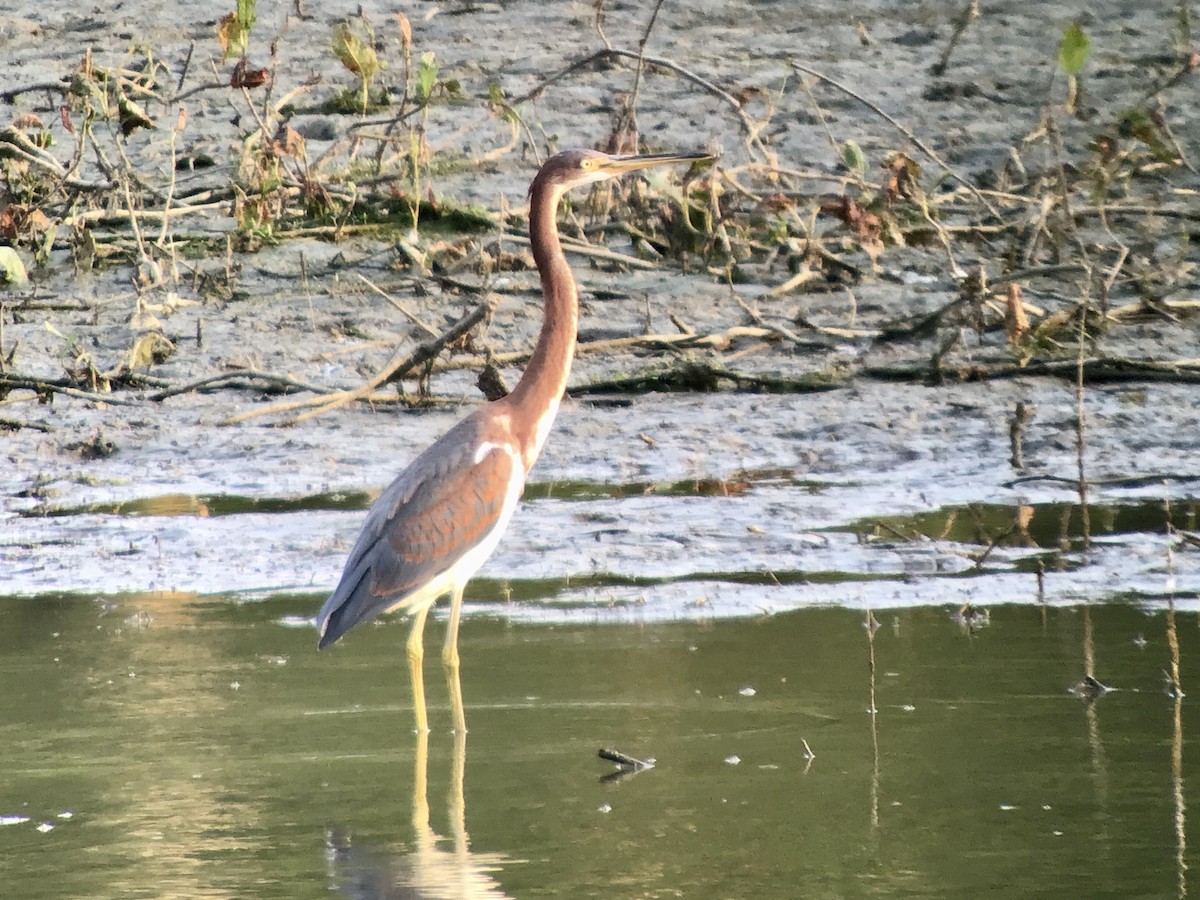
[317,415,517,647]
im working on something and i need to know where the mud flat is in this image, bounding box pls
[0,1,1197,617]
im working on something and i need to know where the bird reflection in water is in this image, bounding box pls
[315,149,708,896]
[322,672,515,899]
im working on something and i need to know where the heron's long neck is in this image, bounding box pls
[504,181,577,470]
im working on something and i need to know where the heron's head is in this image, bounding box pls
[531,148,710,197]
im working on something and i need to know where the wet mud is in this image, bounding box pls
[1,1,1198,621]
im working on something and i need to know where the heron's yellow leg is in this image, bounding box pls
[442,585,467,735]
[407,605,431,734]
[442,584,464,670]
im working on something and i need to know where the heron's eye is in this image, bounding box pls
[580,159,594,170]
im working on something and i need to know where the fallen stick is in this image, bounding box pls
[145,370,332,402]
[0,373,140,405]
[222,296,498,426]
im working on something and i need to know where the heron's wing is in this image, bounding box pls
[317,423,520,647]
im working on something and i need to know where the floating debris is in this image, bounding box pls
[724,755,741,766]
[598,747,655,771]
[1070,675,1111,700]
[738,686,756,697]
[0,816,30,826]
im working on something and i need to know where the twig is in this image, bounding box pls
[0,373,141,405]
[0,80,70,103]
[143,370,331,402]
[1074,276,1092,550]
[730,292,828,346]
[862,356,1200,384]
[930,0,980,76]
[513,47,766,152]
[598,747,655,770]
[175,41,195,96]
[629,0,668,113]
[789,61,1001,221]
[222,296,498,426]
[0,417,55,433]
[354,273,440,338]
[1004,473,1200,490]
[503,232,666,271]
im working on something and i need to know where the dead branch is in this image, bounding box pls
[222,296,499,426]
[0,372,141,405]
[512,47,765,152]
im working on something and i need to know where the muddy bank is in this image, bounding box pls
[1,1,1198,616]
[4,381,1197,617]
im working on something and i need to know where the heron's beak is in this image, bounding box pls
[601,151,712,174]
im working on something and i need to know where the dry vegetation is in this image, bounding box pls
[0,0,1198,416]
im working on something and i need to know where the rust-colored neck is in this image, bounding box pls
[502,177,577,470]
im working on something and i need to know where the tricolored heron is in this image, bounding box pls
[316,148,708,731]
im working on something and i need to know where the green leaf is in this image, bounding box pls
[841,140,866,179]
[332,23,381,80]
[415,52,438,103]
[0,247,28,287]
[1058,23,1091,76]
[217,0,256,60]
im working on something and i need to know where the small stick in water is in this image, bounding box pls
[598,747,655,770]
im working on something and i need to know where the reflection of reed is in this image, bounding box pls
[1165,510,1186,898]
[865,608,880,833]
[1080,604,1111,854]
[1171,694,1187,900]
[323,666,513,899]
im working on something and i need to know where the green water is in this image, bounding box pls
[1,594,1194,898]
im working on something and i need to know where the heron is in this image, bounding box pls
[315,148,709,731]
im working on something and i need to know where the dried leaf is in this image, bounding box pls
[819,195,883,263]
[1004,282,1030,347]
[117,95,155,136]
[396,12,412,52]
[270,124,306,158]
[218,12,250,59]
[230,59,271,89]
[129,308,163,331]
[11,113,43,130]
[881,151,921,204]
[733,86,763,107]
[0,204,51,245]
[0,207,17,241]
[124,332,175,370]
[760,193,796,213]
